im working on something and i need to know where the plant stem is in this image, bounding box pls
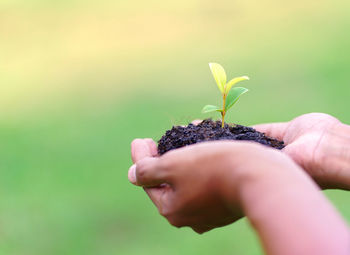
[221,93,226,128]
[221,112,225,128]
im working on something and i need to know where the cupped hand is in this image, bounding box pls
[129,137,350,254]
[254,113,345,188]
[129,138,298,233]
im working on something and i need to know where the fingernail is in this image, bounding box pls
[128,164,137,184]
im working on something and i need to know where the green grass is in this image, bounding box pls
[1,0,350,254]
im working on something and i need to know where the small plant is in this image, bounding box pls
[202,63,249,128]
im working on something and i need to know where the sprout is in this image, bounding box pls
[202,63,249,128]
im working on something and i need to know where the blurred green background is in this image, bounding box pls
[1,0,350,254]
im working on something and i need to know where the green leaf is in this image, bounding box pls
[224,87,249,111]
[202,105,222,113]
[209,63,226,93]
[225,76,249,94]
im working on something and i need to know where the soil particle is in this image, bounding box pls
[158,119,284,155]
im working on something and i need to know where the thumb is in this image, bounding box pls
[128,157,169,187]
[131,138,157,163]
[253,122,289,140]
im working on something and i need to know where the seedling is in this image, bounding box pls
[202,63,249,128]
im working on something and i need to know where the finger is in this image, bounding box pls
[191,119,202,125]
[143,184,171,209]
[252,122,289,140]
[144,187,163,208]
[191,226,212,234]
[130,157,170,187]
[144,138,158,157]
[180,120,202,128]
[131,139,154,163]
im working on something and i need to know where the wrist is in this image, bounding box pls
[315,123,350,189]
[236,159,312,220]
[213,142,350,255]
[217,146,306,215]
[233,158,350,255]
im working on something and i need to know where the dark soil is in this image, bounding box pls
[158,119,284,155]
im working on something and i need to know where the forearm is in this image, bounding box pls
[237,163,350,255]
[316,123,350,189]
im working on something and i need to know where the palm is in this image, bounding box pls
[255,113,340,183]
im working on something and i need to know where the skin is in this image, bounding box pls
[128,113,350,255]
[253,113,350,189]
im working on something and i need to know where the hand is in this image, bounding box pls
[129,138,350,254]
[129,139,289,233]
[254,113,350,189]
[129,138,301,233]
[130,139,243,233]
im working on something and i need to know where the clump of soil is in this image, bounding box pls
[158,119,284,155]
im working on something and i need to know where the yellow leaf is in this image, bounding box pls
[209,63,226,93]
[225,76,249,94]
